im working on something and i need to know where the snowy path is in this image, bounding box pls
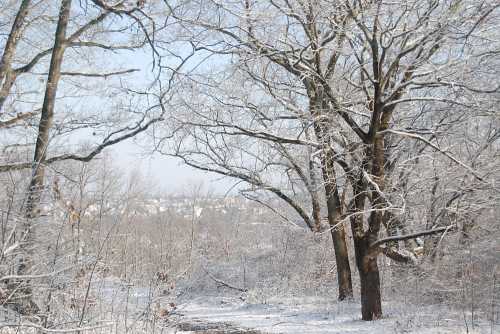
[85,278,495,333]
[172,296,494,333]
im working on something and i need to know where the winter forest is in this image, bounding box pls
[0,0,499,333]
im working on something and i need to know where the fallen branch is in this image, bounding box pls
[202,267,247,293]
[0,265,73,282]
[0,322,113,333]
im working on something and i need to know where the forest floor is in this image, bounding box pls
[169,296,495,334]
[1,278,496,333]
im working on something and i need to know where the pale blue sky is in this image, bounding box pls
[111,140,238,194]
[108,46,240,194]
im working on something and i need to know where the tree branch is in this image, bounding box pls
[34,68,139,78]
[0,112,37,129]
[0,116,163,173]
[380,129,485,182]
[379,247,415,264]
[370,225,453,249]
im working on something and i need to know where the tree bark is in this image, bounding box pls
[349,139,385,320]
[25,0,72,218]
[14,0,72,315]
[358,246,382,320]
[0,0,31,82]
[356,135,385,320]
[330,218,353,300]
[309,85,353,300]
[351,212,383,319]
[351,221,383,320]
[324,157,353,301]
[0,0,32,112]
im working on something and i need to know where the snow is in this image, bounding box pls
[92,278,495,333]
[2,277,494,333]
[172,296,494,333]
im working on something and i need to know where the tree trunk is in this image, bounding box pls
[359,253,382,320]
[25,0,71,218]
[352,234,383,321]
[308,86,353,300]
[325,172,353,300]
[0,0,32,112]
[330,223,353,300]
[0,0,31,82]
[14,0,72,315]
[349,141,384,320]
[357,130,385,319]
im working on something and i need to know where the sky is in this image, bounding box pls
[0,3,239,196]
[111,139,239,195]
[105,47,241,195]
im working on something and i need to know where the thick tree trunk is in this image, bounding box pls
[356,132,385,319]
[349,141,384,320]
[352,235,383,320]
[359,255,382,320]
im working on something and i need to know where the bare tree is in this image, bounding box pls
[0,0,167,314]
[154,0,500,320]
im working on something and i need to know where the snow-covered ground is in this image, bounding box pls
[172,296,495,333]
[88,278,497,333]
[1,293,495,333]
